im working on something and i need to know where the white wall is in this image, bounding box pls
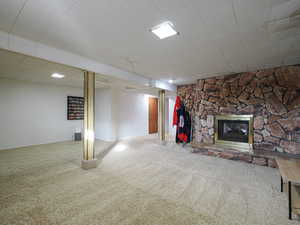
[168,98,176,136]
[117,92,172,140]
[95,88,121,142]
[95,88,113,141]
[95,88,174,141]
[0,78,83,150]
[118,91,149,139]
[0,79,175,150]
[96,88,150,141]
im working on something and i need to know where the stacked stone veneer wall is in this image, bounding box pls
[178,65,300,155]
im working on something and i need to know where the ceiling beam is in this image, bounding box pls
[0,30,176,92]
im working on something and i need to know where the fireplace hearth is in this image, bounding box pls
[215,115,253,152]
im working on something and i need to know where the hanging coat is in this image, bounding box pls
[173,96,181,126]
[185,111,191,143]
[176,105,192,143]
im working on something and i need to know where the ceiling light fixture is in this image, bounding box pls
[168,79,174,84]
[150,21,179,39]
[51,73,65,79]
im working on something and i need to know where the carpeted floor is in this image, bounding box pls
[0,136,299,225]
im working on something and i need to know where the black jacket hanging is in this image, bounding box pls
[176,105,191,143]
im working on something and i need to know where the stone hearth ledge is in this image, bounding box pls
[191,142,300,168]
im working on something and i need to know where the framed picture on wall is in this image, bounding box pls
[67,96,84,120]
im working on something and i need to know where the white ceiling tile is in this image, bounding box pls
[0,0,299,83]
[234,0,270,32]
[0,0,26,32]
[214,35,248,72]
[270,0,300,21]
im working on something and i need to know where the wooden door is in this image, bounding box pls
[149,97,158,134]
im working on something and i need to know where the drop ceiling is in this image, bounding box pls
[0,0,299,84]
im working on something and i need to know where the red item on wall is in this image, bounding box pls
[173,96,181,126]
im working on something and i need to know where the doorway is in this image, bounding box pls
[148,97,158,134]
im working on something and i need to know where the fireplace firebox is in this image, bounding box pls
[214,115,253,152]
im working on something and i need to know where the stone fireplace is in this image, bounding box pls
[177,65,300,166]
[215,115,253,152]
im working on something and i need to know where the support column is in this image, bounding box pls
[82,71,97,169]
[159,90,166,142]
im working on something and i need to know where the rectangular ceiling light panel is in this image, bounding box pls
[151,21,178,39]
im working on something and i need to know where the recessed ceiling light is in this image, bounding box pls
[150,21,179,39]
[168,79,174,84]
[51,73,65,79]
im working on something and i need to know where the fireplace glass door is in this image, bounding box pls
[214,115,253,152]
[218,120,249,143]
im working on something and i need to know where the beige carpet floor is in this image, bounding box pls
[0,136,299,225]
